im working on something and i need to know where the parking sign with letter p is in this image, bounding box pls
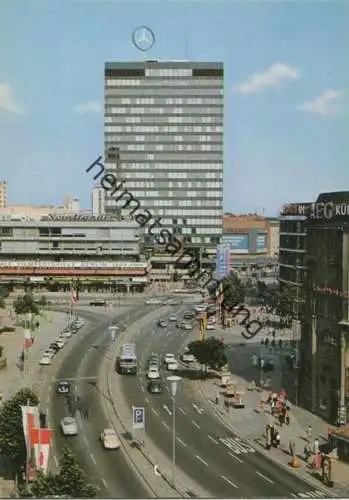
[132,407,145,429]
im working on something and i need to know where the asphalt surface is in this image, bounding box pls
[49,305,154,498]
[118,308,331,498]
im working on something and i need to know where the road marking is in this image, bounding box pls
[291,495,298,498]
[207,434,219,444]
[102,478,108,488]
[83,436,88,445]
[75,384,78,391]
[162,421,170,430]
[219,437,255,455]
[256,471,274,484]
[151,408,159,416]
[176,437,187,447]
[195,454,208,466]
[141,386,145,392]
[145,397,149,403]
[46,396,50,404]
[162,404,172,416]
[53,455,58,467]
[191,420,200,429]
[229,451,243,463]
[221,475,238,489]
[90,453,96,465]
[192,403,204,414]
[179,407,186,415]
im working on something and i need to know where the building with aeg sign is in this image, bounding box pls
[280,191,349,425]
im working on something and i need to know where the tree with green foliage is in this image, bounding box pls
[0,284,10,298]
[220,272,246,311]
[20,446,99,498]
[188,336,227,373]
[0,388,39,471]
[13,294,39,316]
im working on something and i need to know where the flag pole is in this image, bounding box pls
[25,399,30,489]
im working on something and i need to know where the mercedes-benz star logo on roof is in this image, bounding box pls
[132,26,155,52]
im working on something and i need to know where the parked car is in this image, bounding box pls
[61,416,78,436]
[164,353,175,364]
[39,356,52,366]
[168,315,177,322]
[157,320,167,328]
[60,331,72,338]
[100,429,120,449]
[55,338,66,349]
[167,360,179,371]
[49,343,60,353]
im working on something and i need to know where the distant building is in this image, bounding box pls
[63,196,80,211]
[221,214,276,268]
[0,198,89,221]
[91,186,105,217]
[267,218,280,258]
[0,181,7,208]
[0,215,148,292]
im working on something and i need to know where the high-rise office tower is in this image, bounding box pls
[0,181,7,208]
[104,61,223,246]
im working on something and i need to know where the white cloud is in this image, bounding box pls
[0,83,25,114]
[73,101,102,114]
[297,89,342,116]
[234,63,299,94]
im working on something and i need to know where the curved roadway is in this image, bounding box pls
[49,304,154,498]
[118,307,330,498]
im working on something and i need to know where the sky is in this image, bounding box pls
[0,0,348,216]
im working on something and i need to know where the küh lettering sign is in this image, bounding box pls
[280,202,349,220]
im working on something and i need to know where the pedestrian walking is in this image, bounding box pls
[313,437,319,455]
[304,443,311,462]
[215,392,219,405]
[275,431,280,448]
[307,425,313,441]
[289,438,296,457]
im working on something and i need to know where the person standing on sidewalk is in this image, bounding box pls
[289,438,296,457]
[307,424,313,441]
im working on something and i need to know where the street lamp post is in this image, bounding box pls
[166,375,182,486]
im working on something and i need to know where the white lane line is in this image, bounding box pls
[179,407,186,415]
[90,453,96,465]
[195,454,208,466]
[162,421,170,430]
[229,451,243,463]
[152,408,159,416]
[162,404,172,416]
[176,437,187,447]
[141,386,145,392]
[145,397,149,403]
[102,478,108,488]
[207,434,219,444]
[83,436,88,445]
[191,420,200,429]
[75,384,78,391]
[221,475,238,489]
[53,455,58,467]
[256,471,274,484]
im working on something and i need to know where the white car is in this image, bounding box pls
[168,315,177,322]
[43,349,55,357]
[182,353,195,363]
[55,338,66,349]
[145,299,162,305]
[60,331,72,338]
[147,366,160,379]
[75,320,85,328]
[206,324,216,330]
[39,356,52,366]
[100,429,120,449]
[61,416,78,436]
[164,353,175,364]
[167,360,179,371]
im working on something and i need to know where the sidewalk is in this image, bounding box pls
[194,365,349,496]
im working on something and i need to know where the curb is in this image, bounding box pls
[194,378,336,497]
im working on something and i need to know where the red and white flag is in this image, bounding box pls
[29,427,53,475]
[71,289,78,304]
[23,329,33,349]
[21,405,40,456]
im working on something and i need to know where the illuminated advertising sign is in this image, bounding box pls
[222,234,249,254]
[280,202,349,220]
[256,233,267,253]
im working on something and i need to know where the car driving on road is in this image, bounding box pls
[100,429,120,449]
[56,380,71,394]
[61,416,78,436]
[147,380,164,394]
[157,319,168,327]
[147,366,160,379]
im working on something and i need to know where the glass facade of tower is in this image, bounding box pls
[104,61,223,246]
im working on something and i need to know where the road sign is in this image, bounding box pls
[132,407,145,429]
